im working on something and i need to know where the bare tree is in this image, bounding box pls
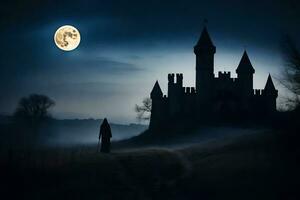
[14,94,55,121]
[135,97,151,121]
[13,94,55,145]
[280,36,300,108]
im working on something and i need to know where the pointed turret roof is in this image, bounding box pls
[264,74,276,91]
[236,51,255,74]
[195,26,215,48]
[150,81,163,98]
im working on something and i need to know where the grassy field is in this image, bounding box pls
[1,129,299,200]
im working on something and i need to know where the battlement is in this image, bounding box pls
[253,89,263,96]
[168,73,175,83]
[218,71,231,79]
[176,73,183,80]
[168,73,183,85]
[184,87,196,94]
[176,73,183,86]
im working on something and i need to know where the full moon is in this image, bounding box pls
[54,25,81,51]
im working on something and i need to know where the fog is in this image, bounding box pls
[39,119,147,146]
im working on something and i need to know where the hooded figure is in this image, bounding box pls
[98,118,112,153]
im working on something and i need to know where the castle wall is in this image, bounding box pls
[214,71,237,92]
[182,87,196,117]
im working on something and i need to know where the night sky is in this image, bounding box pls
[0,0,299,123]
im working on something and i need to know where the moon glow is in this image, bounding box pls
[54,25,81,51]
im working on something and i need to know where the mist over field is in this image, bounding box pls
[38,119,148,146]
[0,116,147,147]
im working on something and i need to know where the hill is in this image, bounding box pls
[2,129,299,200]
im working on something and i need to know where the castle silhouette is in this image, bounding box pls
[149,26,278,130]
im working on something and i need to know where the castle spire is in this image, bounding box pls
[195,26,215,48]
[236,51,255,74]
[150,81,163,98]
[264,74,276,91]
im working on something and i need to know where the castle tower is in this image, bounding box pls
[168,73,184,116]
[194,26,216,109]
[263,74,278,112]
[149,81,164,129]
[236,51,255,96]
